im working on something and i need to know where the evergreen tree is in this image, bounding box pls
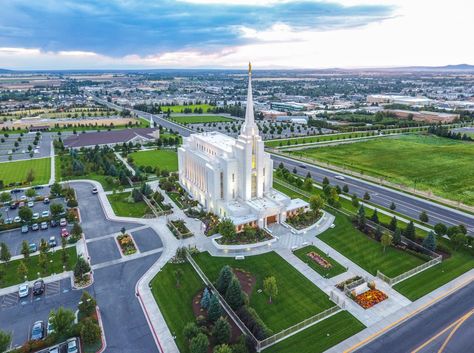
[374,225,382,241]
[389,216,397,231]
[371,209,379,224]
[78,291,97,317]
[189,333,209,353]
[216,266,233,294]
[422,231,437,251]
[183,322,200,342]
[393,228,402,245]
[21,240,30,259]
[322,177,330,186]
[200,288,211,309]
[389,202,396,210]
[212,317,231,345]
[419,211,429,223]
[434,223,447,237]
[80,317,101,345]
[213,344,233,353]
[343,184,349,193]
[351,194,359,208]
[225,277,244,310]
[404,221,416,241]
[207,295,222,323]
[363,191,371,201]
[357,205,366,230]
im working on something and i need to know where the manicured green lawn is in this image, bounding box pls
[162,104,213,113]
[170,115,233,124]
[294,245,347,278]
[193,251,335,333]
[263,311,365,353]
[265,131,375,147]
[318,214,425,278]
[167,192,184,208]
[128,149,178,172]
[393,242,474,301]
[0,247,77,288]
[0,157,51,186]
[107,191,151,217]
[292,134,474,205]
[150,262,203,353]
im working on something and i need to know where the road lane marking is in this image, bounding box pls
[437,309,473,353]
[343,276,473,352]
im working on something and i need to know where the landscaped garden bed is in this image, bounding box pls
[294,246,347,278]
[116,233,137,255]
[354,289,388,309]
[168,219,193,239]
[215,226,273,245]
[286,210,322,230]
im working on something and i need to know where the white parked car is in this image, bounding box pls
[14,216,21,223]
[41,210,50,218]
[66,338,78,353]
[28,201,34,207]
[18,284,29,298]
[20,195,27,201]
[40,221,48,230]
[59,218,67,226]
[32,213,40,220]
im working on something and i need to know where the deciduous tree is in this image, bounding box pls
[381,232,392,253]
[263,276,278,303]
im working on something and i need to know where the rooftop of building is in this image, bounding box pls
[192,131,236,153]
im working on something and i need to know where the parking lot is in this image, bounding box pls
[0,278,80,348]
[0,132,53,162]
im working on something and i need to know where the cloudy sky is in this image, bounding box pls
[0,0,472,69]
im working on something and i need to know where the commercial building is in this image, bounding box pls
[386,110,459,123]
[367,94,433,106]
[178,65,308,230]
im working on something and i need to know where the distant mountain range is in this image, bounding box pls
[0,64,473,74]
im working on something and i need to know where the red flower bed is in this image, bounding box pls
[355,289,388,309]
[307,251,332,269]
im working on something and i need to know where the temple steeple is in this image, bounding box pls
[240,62,259,137]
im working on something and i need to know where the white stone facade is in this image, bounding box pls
[178,64,308,229]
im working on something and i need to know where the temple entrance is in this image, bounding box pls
[266,215,277,225]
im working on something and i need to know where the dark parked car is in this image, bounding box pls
[9,203,18,210]
[50,219,58,227]
[31,320,44,340]
[33,279,45,296]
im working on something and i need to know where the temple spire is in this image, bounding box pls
[240,62,259,137]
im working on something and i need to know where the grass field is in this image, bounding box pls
[150,261,203,353]
[193,251,335,333]
[128,149,178,171]
[107,191,151,217]
[170,115,233,124]
[263,311,365,353]
[0,247,77,288]
[318,214,425,278]
[162,104,213,113]
[292,134,474,205]
[294,245,347,278]
[393,240,474,300]
[0,157,50,186]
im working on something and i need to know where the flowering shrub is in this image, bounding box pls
[117,234,137,255]
[306,251,332,269]
[355,289,388,309]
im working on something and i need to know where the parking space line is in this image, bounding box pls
[46,281,61,297]
[1,293,19,309]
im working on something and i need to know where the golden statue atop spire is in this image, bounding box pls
[248,62,252,75]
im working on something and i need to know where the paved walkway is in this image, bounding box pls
[49,141,55,185]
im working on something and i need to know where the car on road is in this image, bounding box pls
[48,236,57,248]
[91,187,98,194]
[50,219,58,227]
[10,189,22,194]
[9,203,18,210]
[334,175,345,181]
[32,213,40,220]
[43,197,50,204]
[31,321,44,340]
[299,164,307,169]
[33,185,44,190]
[67,338,78,353]
[13,216,21,223]
[60,228,69,238]
[29,242,37,253]
[21,225,29,233]
[47,316,55,335]
[28,200,34,207]
[32,223,39,231]
[59,218,67,226]
[41,210,50,218]
[40,221,48,230]
[32,279,45,296]
[4,218,13,224]
[18,284,29,298]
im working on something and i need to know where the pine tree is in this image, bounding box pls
[207,295,222,323]
[212,317,231,345]
[393,228,402,245]
[357,205,366,230]
[422,231,437,251]
[225,277,244,310]
[374,225,382,241]
[351,194,359,208]
[419,211,429,223]
[371,209,379,224]
[404,221,416,241]
[389,216,397,231]
[363,191,370,200]
[200,288,211,309]
[189,333,209,353]
[216,266,233,294]
[322,177,330,186]
[390,202,396,210]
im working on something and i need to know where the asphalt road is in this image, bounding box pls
[0,181,163,353]
[105,100,474,235]
[356,280,474,353]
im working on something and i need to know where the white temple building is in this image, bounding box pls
[178,63,308,231]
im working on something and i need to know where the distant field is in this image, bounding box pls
[292,134,474,205]
[265,131,377,147]
[170,115,233,124]
[128,149,178,171]
[161,104,213,113]
[0,157,50,186]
